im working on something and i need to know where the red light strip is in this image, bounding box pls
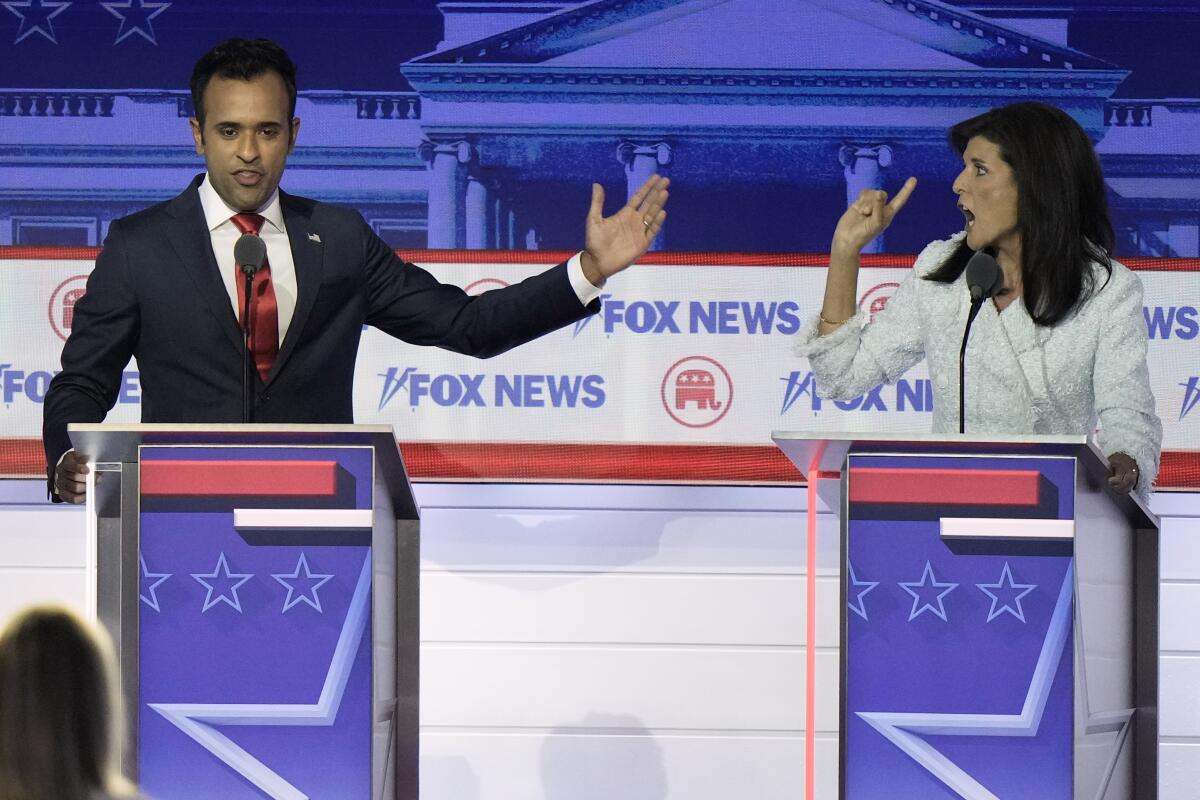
[2,441,1198,488]
[140,460,338,496]
[848,467,1042,506]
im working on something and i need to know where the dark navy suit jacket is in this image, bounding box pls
[43,176,596,490]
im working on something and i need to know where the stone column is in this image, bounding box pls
[418,140,472,249]
[616,141,672,251]
[492,192,506,250]
[505,204,518,251]
[464,172,493,250]
[839,144,893,254]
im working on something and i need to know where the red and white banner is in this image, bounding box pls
[3,248,1197,487]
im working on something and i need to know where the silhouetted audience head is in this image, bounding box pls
[0,606,135,800]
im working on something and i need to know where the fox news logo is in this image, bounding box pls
[1144,305,1198,340]
[377,368,605,411]
[575,294,803,337]
[780,371,933,414]
[1181,377,1200,420]
[0,365,140,405]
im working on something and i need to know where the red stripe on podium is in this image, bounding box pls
[2,440,1198,488]
[140,460,338,496]
[848,467,1042,506]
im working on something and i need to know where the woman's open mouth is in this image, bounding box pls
[959,204,976,229]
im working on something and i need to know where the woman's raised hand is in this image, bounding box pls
[831,177,917,256]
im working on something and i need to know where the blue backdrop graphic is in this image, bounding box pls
[138,445,374,799]
[843,454,1077,798]
[2,0,1198,255]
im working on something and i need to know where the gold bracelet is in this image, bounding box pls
[819,312,852,327]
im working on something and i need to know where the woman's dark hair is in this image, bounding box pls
[190,37,298,127]
[0,606,134,800]
[925,101,1113,326]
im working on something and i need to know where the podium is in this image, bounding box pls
[73,423,419,800]
[772,432,1159,799]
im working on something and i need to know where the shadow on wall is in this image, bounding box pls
[421,509,668,587]
[421,505,808,590]
[541,714,667,800]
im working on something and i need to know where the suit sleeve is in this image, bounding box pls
[357,215,596,358]
[42,220,141,493]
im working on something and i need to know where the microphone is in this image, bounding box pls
[234,233,267,278]
[234,233,267,424]
[965,249,1004,302]
[959,249,1004,434]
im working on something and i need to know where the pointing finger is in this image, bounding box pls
[887,177,918,214]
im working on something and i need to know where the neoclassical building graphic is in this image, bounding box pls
[1,0,1197,256]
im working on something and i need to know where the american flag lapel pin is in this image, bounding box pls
[307,232,322,244]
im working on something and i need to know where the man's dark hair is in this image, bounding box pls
[190,38,298,127]
[924,101,1114,326]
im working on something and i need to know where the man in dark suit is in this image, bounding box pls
[44,38,668,502]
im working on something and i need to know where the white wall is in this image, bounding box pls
[415,483,836,799]
[2,479,1198,798]
[1151,493,1200,795]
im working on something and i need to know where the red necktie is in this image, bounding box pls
[230,212,278,382]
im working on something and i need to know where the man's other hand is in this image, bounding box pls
[55,450,90,504]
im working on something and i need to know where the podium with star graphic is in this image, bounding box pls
[772,432,1159,800]
[73,423,419,800]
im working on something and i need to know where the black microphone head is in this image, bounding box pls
[234,233,267,278]
[965,249,1003,303]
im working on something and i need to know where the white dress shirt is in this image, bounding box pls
[199,175,300,343]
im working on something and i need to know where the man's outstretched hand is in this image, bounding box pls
[580,175,669,287]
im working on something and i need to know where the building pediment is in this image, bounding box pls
[410,0,1114,72]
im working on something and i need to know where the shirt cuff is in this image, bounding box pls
[566,251,604,306]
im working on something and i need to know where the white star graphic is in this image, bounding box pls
[192,552,253,613]
[898,560,958,622]
[100,0,168,45]
[139,553,171,612]
[2,0,70,44]
[858,563,1133,799]
[151,554,372,800]
[976,561,1037,623]
[272,552,334,613]
[847,562,879,621]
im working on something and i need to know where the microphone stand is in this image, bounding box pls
[242,267,255,424]
[958,249,1003,434]
[958,295,985,434]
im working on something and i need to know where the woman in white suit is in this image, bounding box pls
[798,101,1161,497]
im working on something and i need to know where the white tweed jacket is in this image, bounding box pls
[796,234,1162,495]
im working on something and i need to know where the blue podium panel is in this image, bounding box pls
[842,454,1076,799]
[136,445,375,800]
